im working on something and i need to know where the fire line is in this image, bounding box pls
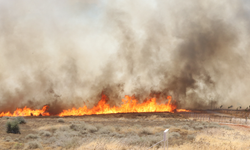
[0,95,190,117]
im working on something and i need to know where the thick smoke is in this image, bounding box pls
[0,0,250,113]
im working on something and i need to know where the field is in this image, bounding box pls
[0,113,250,150]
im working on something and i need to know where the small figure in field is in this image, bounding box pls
[220,105,223,109]
[30,113,33,116]
[39,113,42,116]
[228,105,233,109]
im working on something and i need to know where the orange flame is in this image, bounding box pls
[58,95,188,116]
[0,95,190,117]
[0,105,50,117]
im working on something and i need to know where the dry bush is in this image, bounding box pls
[187,134,196,140]
[15,117,26,124]
[43,137,57,144]
[208,123,220,128]
[86,124,98,133]
[69,122,98,134]
[182,125,190,130]
[163,125,172,128]
[138,127,154,135]
[169,132,181,138]
[4,136,13,142]
[39,130,52,137]
[110,132,125,138]
[2,116,10,119]
[70,122,86,131]
[133,124,142,128]
[115,126,121,132]
[98,126,114,134]
[25,141,43,149]
[25,134,40,140]
[194,125,204,130]
[57,118,65,123]
[95,123,104,130]
[220,125,233,130]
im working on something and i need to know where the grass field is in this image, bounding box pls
[0,113,249,150]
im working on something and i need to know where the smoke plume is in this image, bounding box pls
[0,0,250,113]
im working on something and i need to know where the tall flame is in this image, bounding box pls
[58,95,179,116]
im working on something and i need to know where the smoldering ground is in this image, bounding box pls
[0,0,250,113]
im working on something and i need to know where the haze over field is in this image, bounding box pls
[0,0,250,113]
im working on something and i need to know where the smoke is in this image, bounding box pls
[0,0,250,113]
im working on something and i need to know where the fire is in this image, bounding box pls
[176,109,191,112]
[58,95,187,116]
[0,95,190,117]
[0,105,50,117]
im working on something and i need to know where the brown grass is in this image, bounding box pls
[0,113,249,150]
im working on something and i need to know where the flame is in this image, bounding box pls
[176,109,191,112]
[58,95,189,116]
[0,105,50,117]
[0,95,190,117]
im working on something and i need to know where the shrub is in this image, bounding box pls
[94,123,103,130]
[98,126,114,134]
[133,124,142,128]
[221,125,233,130]
[110,132,125,138]
[86,125,98,133]
[138,128,154,135]
[115,126,121,132]
[6,120,20,134]
[125,135,142,145]
[194,125,204,130]
[182,125,190,130]
[3,116,10,119]
[15,117,26,124]
[26,141,43,149]
[70,124,79,131]
[169,132,181,138]
[5,136,12,142]
[187,134,196,140]
[209,123,220,128]
[39,130,52,137]
[163,125,172,128]
[43,137,57,144]
[57,118,65,123]
[70,122,87,131]
[25,134,39,139]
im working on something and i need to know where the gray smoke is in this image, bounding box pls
[0,0,250,113]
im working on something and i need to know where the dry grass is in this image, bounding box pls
[173,128,250,150]
[77,127,250,150]
[0,113,249,150]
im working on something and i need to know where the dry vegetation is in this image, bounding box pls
[0,113,249,150]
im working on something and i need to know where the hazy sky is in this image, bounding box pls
[0,0,250,112]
